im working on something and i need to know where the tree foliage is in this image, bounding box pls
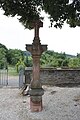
[7,49,24,65]
[24,56,33,67]
[68,58,80,68]
[0,0,80,28]
[16,58,25,72]
[0,43,8,69]
[40,50,68,67]
[0,43,8,51]
[1,43,80,69]
[0,0,43,29]
[43,0,80,28]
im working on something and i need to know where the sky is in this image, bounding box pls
[0,9,80,56]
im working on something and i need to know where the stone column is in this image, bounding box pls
[30,55,44,112]
[26,20,47,112]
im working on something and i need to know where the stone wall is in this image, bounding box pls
[25,68,80,86]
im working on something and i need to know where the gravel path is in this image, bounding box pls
[0,86,80,120]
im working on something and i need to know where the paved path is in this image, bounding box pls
[0,86,80,120]
[8,76,19,87]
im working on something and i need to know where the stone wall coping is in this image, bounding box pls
[25,67,80,71]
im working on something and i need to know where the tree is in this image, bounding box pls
[40,50,67,67]
[24,56,33,67]
[7,49,24,65]
[0,47,7,69]
[16,58,25,72]
[0,43,8,69]
[0,43,8,51]
[0,0,80,28]
[68,58,80,68]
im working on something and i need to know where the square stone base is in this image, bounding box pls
[30,97,43,112]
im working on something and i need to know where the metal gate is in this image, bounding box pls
[0,69,25,88]
[0,69,8,86]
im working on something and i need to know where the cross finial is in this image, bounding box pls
[31,20,43,38]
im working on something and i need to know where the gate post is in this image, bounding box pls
[19,69,24,88]
[0,70,1,85]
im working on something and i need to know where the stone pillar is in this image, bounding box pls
[26,20,47,112]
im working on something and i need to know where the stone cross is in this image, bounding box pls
[26,20,47,112]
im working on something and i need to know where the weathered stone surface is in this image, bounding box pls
[30,80,42,88]
[30,96,42,102]
[25,68,80,86]
[30,96,43,112]
[29,88,44,96]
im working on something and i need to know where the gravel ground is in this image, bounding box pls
[0,86,80,120]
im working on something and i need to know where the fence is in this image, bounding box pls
[0,69,8,86]
[0,68,25,88]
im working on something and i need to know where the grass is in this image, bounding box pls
[8,66,18,76]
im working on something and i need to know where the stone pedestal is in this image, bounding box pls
[30,88,44,112]
[26,20,47,112]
